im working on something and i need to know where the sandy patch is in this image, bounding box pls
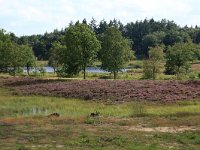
[128,125,198,133]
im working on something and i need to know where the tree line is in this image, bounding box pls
[0,18,200,79]
[7,18,200,60]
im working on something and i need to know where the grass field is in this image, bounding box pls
[0,83,200,150]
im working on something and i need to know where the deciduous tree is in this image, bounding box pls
[165,43,194,78]
[99,27,133,79]
[63,23,100,79]
[20,45,36,75]
[48,42,65,73]
[143,46,164,80]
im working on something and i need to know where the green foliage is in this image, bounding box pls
[0,41,12,72]
[2,19,200,60]
[0,30,13,72]
[142,31,166,57]
[191,44,200,60]
[84,116,101,125]
[0,29,10,42]
[99,27,133,79]
[16,144,26,150]
[0,30,35,75]
[143,46,164,79]
[63,23,101,79]
[48,42,65,73]
[20,45,36,75]
[165,43,195,79]
[176,132,200,145]
[188,72,197,79]
[143,60,154,79]
[163,30,191,46]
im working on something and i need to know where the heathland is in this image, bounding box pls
[0,76,200,150]
[1,19,200,149]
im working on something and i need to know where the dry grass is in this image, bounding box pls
[192,63,200,71]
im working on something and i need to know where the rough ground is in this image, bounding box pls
[0,116,200,150]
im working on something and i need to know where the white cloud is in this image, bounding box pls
[0,0,200,35]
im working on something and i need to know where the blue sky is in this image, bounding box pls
[1,0,200,36]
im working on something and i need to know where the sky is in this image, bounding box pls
[1,0,200,36]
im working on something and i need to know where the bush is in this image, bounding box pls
[143,61,153,79]
[84,117,95,124]
[188,72,197,79]
[56,67,79,78]
[8,67,23,76]
[84,116,101,125]
[56,67,68,77]
[176,71,188,80]
[143,59,163,80]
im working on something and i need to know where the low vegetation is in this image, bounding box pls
[2,77,199,103]
[0,79,200,149]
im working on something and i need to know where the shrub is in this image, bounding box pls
[143,46,164,80]
[84,117,95,124]
[188,72,197,79]
[56,67,68,77]
[143,60,153,79]
[84,116,101,125]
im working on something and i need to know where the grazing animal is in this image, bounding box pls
[48,113,60,118]
[90,111,100,117]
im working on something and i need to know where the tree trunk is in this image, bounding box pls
[27,64,30,76]
[177,66,180,79]
[53,67,56,74]
[13,66,16,76]
[114,71,117,80]
[152,66,155,80]
[83,65,86,79]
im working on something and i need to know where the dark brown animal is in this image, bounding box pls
[48,113,60,118]
[90,111,100,117]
